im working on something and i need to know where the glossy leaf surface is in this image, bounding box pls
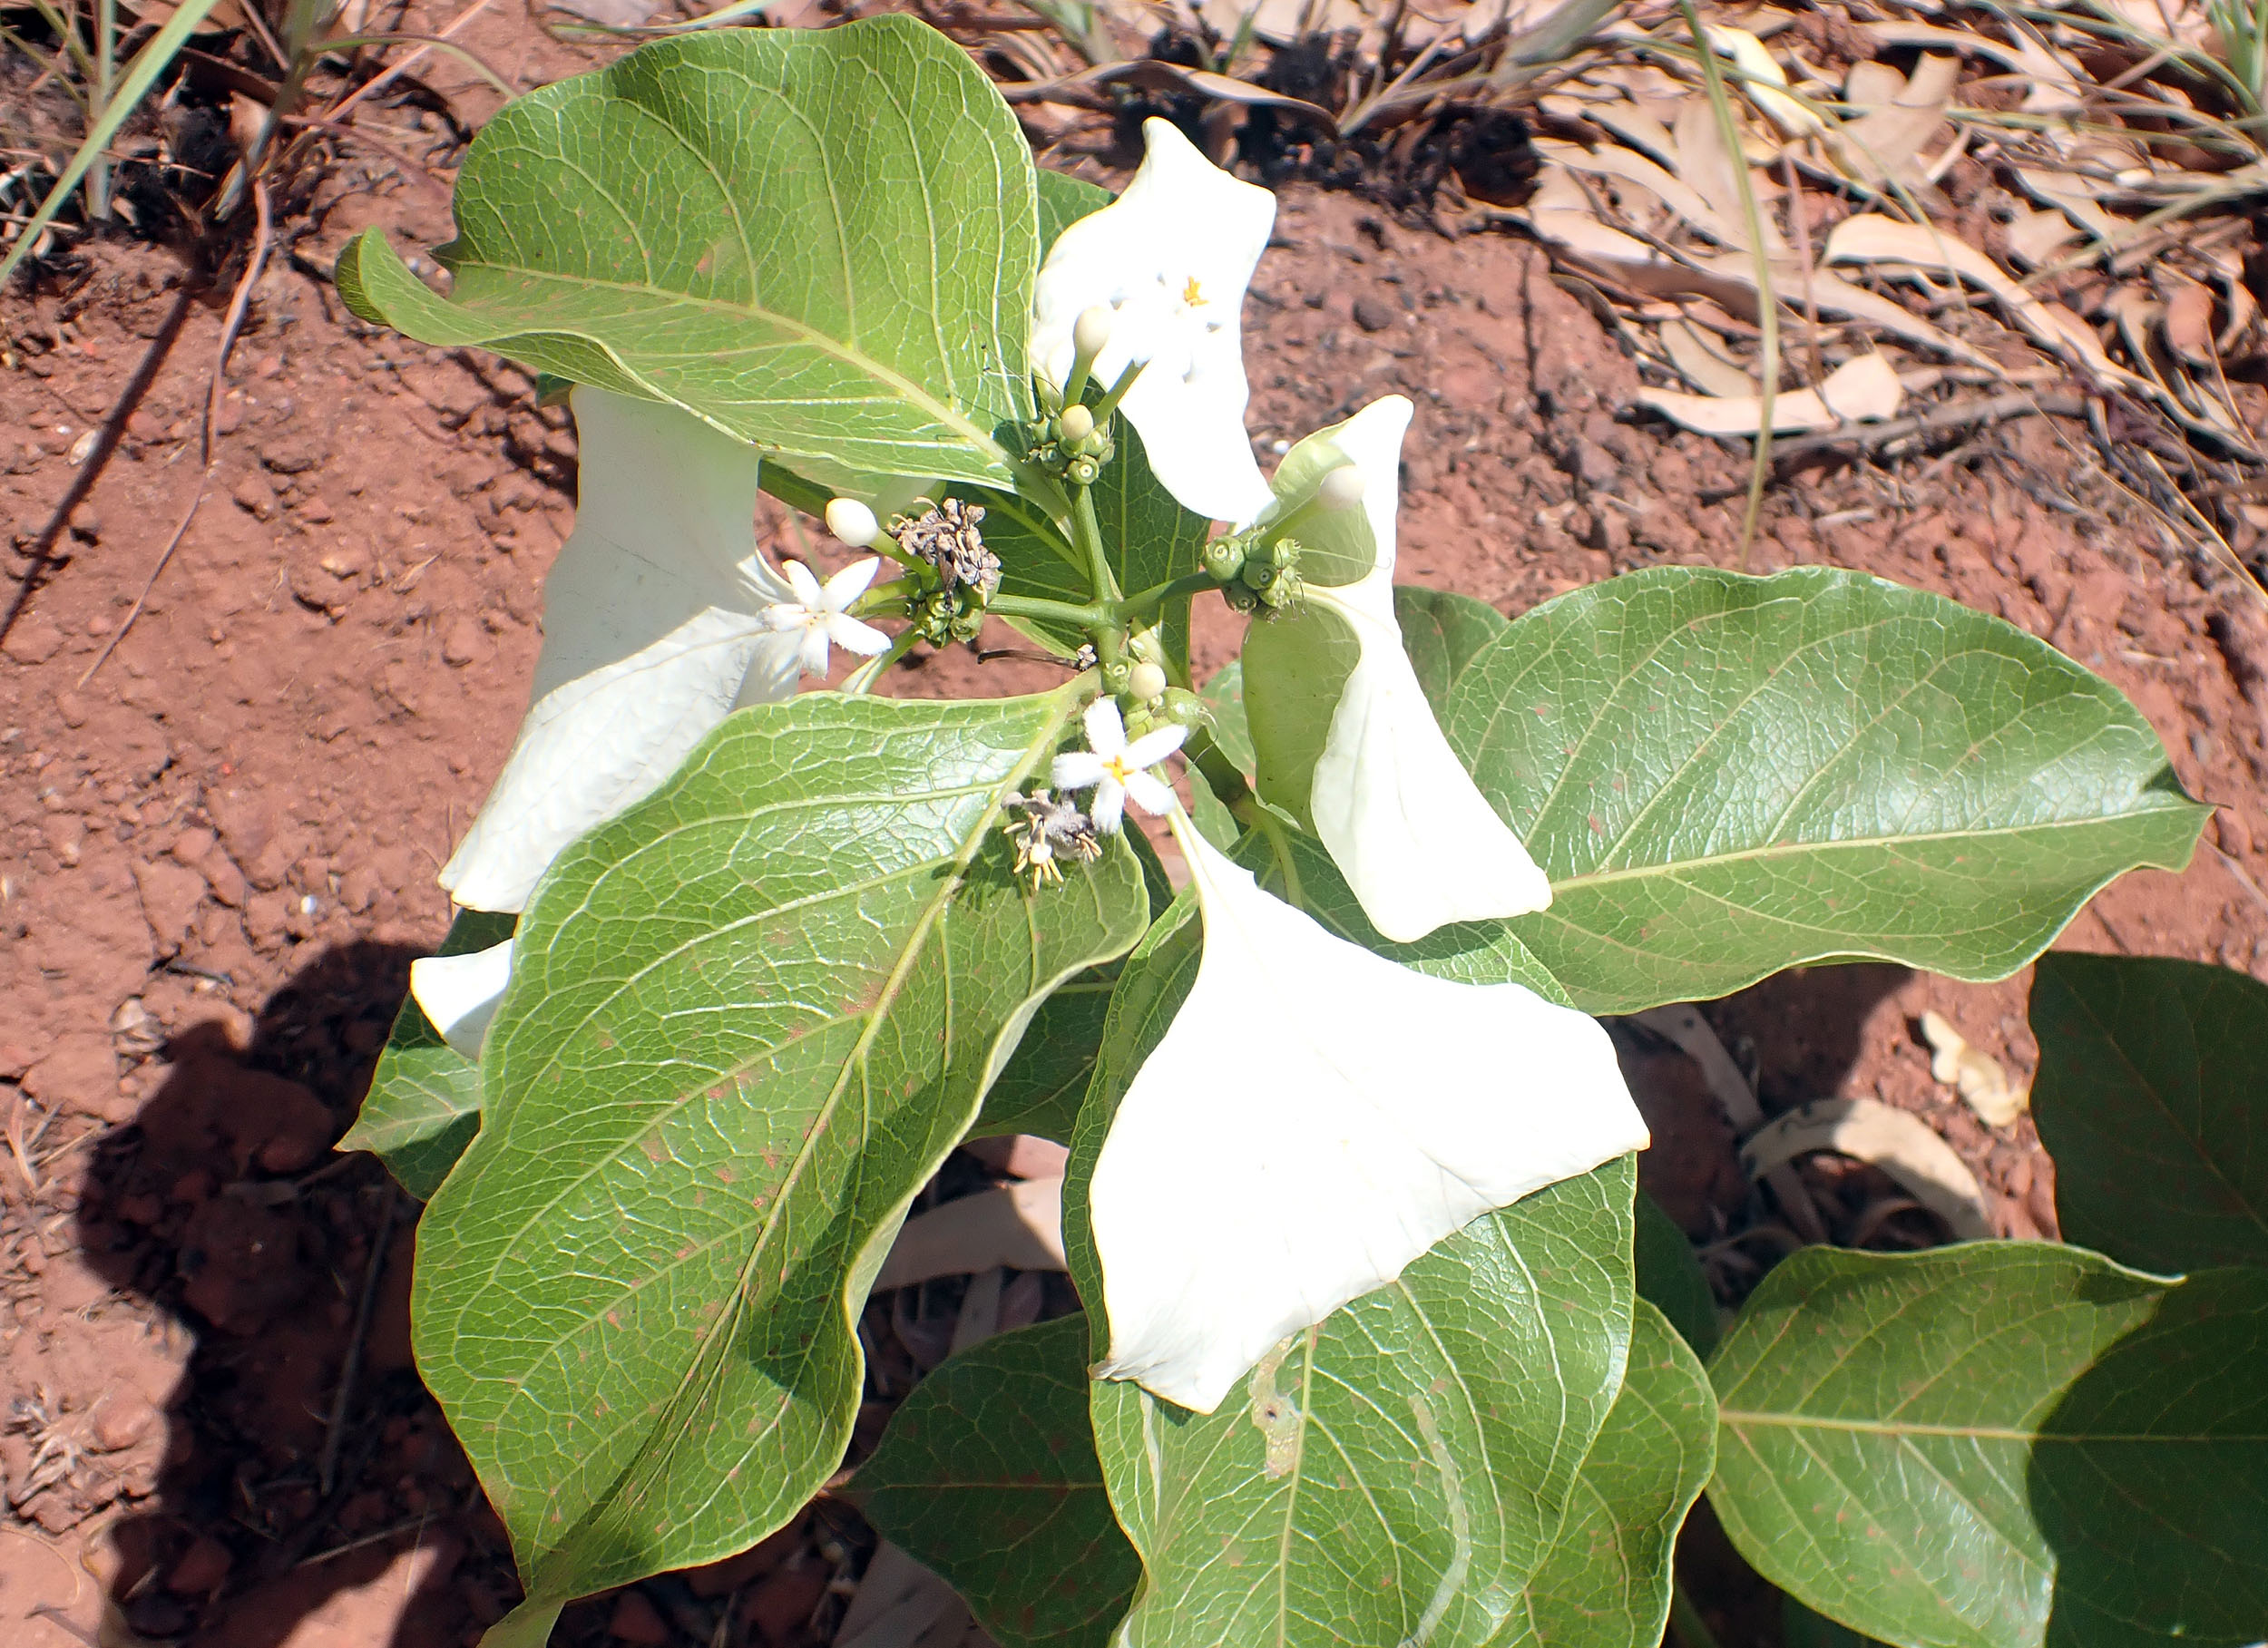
[2028,951,2268,1271]
[412,692,1147,1628]
[1447,567,2207,1013]
[1707,1243,2268,1648]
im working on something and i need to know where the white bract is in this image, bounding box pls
[409,387,817,1054]
[1030,118,1276,524]
[761,557,893,677]
[1086,812,1648,1413]
[1286,395,1555,942]
[408,939,514,1060]
[1051,699,1187,834]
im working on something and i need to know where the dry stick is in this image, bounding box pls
[1678,0,1776,572]
[1778,147,1827,393]
[78,177,276,688]
[320,1184,401,1496]
[320,0,503,123]
[1768,388,2091,463]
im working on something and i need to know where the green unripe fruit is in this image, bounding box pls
[1068,456,1100,485]
[1159,687,1207,727]
[1224,583,1259,614]
[1203,536,1246,582]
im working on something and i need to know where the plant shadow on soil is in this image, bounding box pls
[75,939,514,1648]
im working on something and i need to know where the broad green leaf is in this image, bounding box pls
[339,908,517,1201]
[1706,1243,2268,1648]
[335,18,1038,491]
[1196,659,1254,774]
[1062,835,1637,1648]
[1446,568,2208,1015]
[1635,1188,1718,1358]
[1240,597,1361,828]
[2028,952,2268,1272]
[974,965,1114,1141]
[1506,1300,1717,1648]
[411,691,1148,1632]
[847,1316,1138,1648]
[1038,168,1110,253]
[1395,584,1507,719]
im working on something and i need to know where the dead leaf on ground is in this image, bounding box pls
[1638,350,1902,434]
[1741,1097,1994,1240]
[875,1178,1066,1290]
[1918,1009,2028,1127]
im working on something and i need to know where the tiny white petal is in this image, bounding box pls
[1081,698,1130,760]
[1120,722,1190,770]
[1053,751,1109,791]
[440,388,802,913]
[782,558,825,607]
[1030,119,1277,522]
[1121,769,1178,816]
[409,937,515,1060]
[798,626,833,678]
[1088,823,1648,1412]
[824,611,894,657]
[822,556,884,609]
[1090,776,1129,834]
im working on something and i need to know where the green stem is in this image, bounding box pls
[1119,570,1219,627]
[988,592,1108,630]
[1669,1583,1725,1648]
[840,628,918,695]
[849,576,919,619]
[1070,484,1119,604]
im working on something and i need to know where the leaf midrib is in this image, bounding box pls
[521,695,1077,1587]
[445,263,1012,467]
[1546,805,2195,897]
[1719,1410,2263,1444]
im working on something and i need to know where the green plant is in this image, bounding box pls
[329,18,2259,1648]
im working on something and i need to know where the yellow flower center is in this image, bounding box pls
[1104,755,1134,782]
[1181,276,1207,307]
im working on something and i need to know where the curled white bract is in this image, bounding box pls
[1085,815,1649,1413]
[409,939,515,1059]
[1030,118,1276,524]
[1285,395,1554,941]
[435,387,809,919]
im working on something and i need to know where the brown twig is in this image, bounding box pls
[79,176,276,688]
[0,281,196,651]
[319,1183,400,1496]
[1767,389,2092,464]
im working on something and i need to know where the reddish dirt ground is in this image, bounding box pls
[5,19,2268,1644]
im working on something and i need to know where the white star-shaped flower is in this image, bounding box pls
[1086,813,1649,1413]
[1030,118,1276,524]
[760,558,893,677]
[1243,395,1554,943]
[1050,699,1188,834]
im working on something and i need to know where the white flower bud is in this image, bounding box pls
[1128,660,1168,701]
[1059,404,1096,444]
[1317,464,1364,511]
[1073,304,1115,359]
[825,497,880,548]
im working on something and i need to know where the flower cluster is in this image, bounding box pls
[416,117,1645,1420]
